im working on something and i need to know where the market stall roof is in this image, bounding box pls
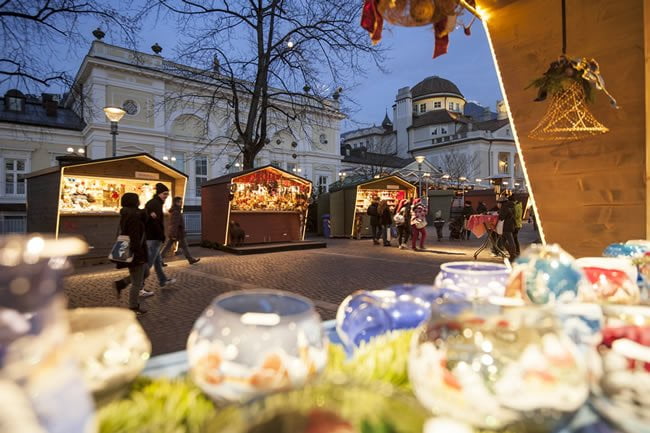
[25,153,188,180]
[329,174,415,193]
[202,165,312,188]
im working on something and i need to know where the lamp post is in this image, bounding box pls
[103,106,126,157]
[415,155,425,198]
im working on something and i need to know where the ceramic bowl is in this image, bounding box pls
[575,257,640,304]
[434,261,510,299]
[187,290,327,403]
[66,307,151,404]
[592,305,650,431]
[505,244,585,304]
[335,284,465,353]
[408,300,589,431]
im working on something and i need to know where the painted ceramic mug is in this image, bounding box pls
[575,257,640,304]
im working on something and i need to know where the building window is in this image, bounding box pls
[317,175,329,195]
[172,151,185,172]
[514,154,522,177]
[498,152,510,174]
[4,158,26,195]
[449,102,454,110]
[434,101,441,109]
[286,162,297,174]
[195,156,208,197]
[6,97,25,112]
[122,100,139,116]
[419,103,426,114]
[270,160,282,169]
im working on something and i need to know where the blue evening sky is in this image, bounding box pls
[18,10,502,134]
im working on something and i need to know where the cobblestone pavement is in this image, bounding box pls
[64,224,539,356]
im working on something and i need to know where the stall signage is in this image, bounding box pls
[135,171,160,180]
[386,185,400,190]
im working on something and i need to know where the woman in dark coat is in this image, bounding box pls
[114,192,149,314]
[161,197,200,265]
[497,197,518,261]
[378,199,393,246]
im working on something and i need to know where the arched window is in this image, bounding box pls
[171,114,206,138]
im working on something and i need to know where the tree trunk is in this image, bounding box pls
[242,145,258,169]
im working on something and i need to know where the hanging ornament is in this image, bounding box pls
[528,80,609,141]
[360,0,480,57]
[528,0,617,141]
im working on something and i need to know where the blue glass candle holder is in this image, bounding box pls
[434,261,510,299]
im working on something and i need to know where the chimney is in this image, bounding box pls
[42,93,58,117]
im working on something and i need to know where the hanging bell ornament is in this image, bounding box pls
[529,80,609,141]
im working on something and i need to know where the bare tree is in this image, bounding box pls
[0,1,140,92]
[439,150,480,187]
[147,0,385,169]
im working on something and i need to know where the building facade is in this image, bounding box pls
[0,41,344,232]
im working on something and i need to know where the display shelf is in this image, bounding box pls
[230,169,310,213]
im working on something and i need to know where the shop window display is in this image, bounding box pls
[59,176,172,214]
[355,188,406,213]
[230,169,310,213]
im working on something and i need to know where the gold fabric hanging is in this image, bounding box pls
[529,81,609,141]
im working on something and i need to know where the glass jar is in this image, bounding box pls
[408,300,589,431]
[434,261,510,299]
[187,290,327,403]
[0,234,95,433]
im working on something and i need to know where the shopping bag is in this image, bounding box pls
[108,235,134,263]
[496,220,504,235]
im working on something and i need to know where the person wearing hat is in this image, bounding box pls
[433,210,445,242]
[144,183,175,293]
[497,195,517,261]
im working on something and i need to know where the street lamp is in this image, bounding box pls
[103,106,126,157]
[414,155,426,198]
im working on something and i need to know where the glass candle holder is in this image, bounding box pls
[408,300,589,431]
[0,234,95,433]
[506,244,585,304]
[434,261,510,299]
[187,290,326,403]
[575,257,640,304]
[66,307,151,405]
[336,284,465,353]
[593,305,650,429]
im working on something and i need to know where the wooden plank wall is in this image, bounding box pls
[201,183,229,245]
[646,0,650,238]
[26,172,60,234]
[486,0,647,257]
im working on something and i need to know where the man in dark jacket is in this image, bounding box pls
[497,197,518,261]
[144,183,175,292]
[160,197,200,265]
[113,193,149,314]
[462,200,475,240]
[366,196,380,245]
[476,201,488,214]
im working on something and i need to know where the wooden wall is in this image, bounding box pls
[485,0,648,256]
[26,171,60,234]
[201,183,230,245]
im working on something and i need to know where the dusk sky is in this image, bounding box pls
[18,8,502,134]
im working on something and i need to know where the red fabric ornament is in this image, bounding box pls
[361,0,384,44]
[433,18,449,58]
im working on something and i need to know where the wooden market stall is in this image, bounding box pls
[483,0,650,256]
[201,166,312,247]
[329,175,416,238]
[25,153,187,261]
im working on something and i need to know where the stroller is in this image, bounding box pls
[449,215,464,241]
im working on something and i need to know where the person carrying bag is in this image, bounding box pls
[410,200,428,251]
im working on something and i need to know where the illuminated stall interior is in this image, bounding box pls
[201,166,312,246]
[482,0,650,257]
[25,153,187,261]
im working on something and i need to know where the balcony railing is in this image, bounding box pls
[0,218,26,234]
[183,212,201,235]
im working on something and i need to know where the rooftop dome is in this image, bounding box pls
[411,76,463,99]
[4,89,25,98]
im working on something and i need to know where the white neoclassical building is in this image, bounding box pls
[0,40,345,232]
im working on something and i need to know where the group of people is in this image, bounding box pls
[366,197,429,250]
[113,183,200,315]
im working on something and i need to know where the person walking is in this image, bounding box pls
[366,196,381,245]
[113,193,149,315]
[476,201,488,214]
[509,195,523,256]
[160,197,200,265]
[410,200,428,251]
[497,196,518,261]
[394,199,412,249]
[144,183,175,294]
[378,199,392,247]
[462,200,475,240]
[433,210,445,241]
